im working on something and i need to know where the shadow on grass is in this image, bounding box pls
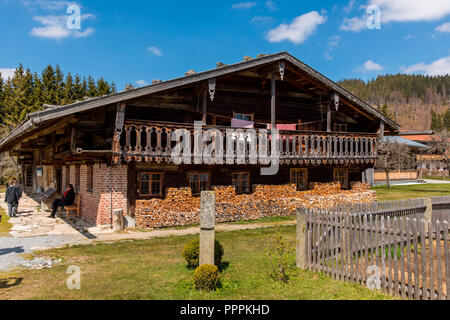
[0,278,23,289]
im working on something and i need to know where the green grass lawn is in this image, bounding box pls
[0,207,12,237]
[373,183,450,201]
[0,226,393,300]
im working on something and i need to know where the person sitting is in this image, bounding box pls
[50,184,76,218]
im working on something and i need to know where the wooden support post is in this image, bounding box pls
[327,104,332,133]
[424,198,433,233]
[296,209,306,269]
[112,102,126,165]
[200,191,216,266]
[271,73,276,129]
[202,91,207,126]
[379,120,385,141]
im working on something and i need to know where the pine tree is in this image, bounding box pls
[62,73,75,105]
[87,76,97,97]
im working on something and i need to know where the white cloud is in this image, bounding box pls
[0,68,16,80]
[402,56,450,76]
[371,0,450,23]
[265,1,277,11]
[147,46,162,56]
[435,22,450,33]
[231,2,257,10]
[343,0,356,14]
[251,16,273,23]
[135,80,148,87]
[267,11,326,44]
[357,60,384,72]
[30,14,95,39]
[324,35,341,61]
[341,0,450,32]
[21,0,76,10]
[340,16,367,32]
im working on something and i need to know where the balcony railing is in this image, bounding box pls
[119,121,379,165]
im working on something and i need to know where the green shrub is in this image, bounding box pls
[182,239,224,268]
[265,231,293,283]
[194,264,220,291]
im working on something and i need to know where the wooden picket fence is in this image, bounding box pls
[300,199,449,300]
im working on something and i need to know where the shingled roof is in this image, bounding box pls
[0,52,400,152]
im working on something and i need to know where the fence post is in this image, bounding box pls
[296,208,306,269]
[424,198,433,233]
[200,191,216,266]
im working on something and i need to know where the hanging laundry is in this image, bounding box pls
[231,118,254,129]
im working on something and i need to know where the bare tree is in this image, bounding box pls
[428,129,450,172]
[377,142,413,189]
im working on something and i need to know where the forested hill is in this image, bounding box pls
[0,64,116,136]
[338,74,450,131]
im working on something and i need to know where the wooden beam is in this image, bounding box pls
[271,73,276,128]
[202,91,207,125]
[380,120,385,141]
[112,102,126,165]
[327,104,332,133]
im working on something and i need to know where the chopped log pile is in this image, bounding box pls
[135,183,377,228]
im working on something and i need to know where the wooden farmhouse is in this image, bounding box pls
[0,52,400,226]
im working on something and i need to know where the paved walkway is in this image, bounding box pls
[0,193,295,271]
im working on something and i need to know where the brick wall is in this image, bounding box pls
[69,163,128,226]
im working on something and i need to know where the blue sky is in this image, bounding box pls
[0,0,449,90]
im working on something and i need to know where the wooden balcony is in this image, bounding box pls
[117,121,379,166]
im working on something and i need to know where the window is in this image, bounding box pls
[86,165,94,193]
[25,166,33,188]
[233,112,254,122]
[139,172,164,197]
[334,123,348,133]
[232,172,250,194]
[291,169,308,191]
[334,168,349,189]
[188,172,210,196]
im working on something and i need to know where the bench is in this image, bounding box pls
[65,194,81,220]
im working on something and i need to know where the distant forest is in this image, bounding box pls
[338,74,450,131]
[0,64,116,135]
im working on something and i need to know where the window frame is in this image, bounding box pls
[290,168,309,191]
[233,112,254,122]
[187,171,211,196]
[138,172,164,198]
[334,168,349,190]
[231,171,251,194]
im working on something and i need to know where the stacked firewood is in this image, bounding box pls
[350,182,372,192]
[135,183,377,229]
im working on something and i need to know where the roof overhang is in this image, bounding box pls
[0,52,400,152]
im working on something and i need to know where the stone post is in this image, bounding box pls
[424,198,433,233]
[200,191,216,266]
[296,209,306,269]
[112,209,125,232]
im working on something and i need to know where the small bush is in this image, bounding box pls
[194,264,220,291]
[265,231,293,283]
[182,239,224,268]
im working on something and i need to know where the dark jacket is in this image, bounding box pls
[5,186,22,205]
[62,189,76,206]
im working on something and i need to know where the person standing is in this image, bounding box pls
[4,180,21,218]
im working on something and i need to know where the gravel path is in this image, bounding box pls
[0,235,83,271]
